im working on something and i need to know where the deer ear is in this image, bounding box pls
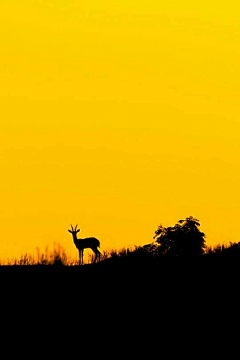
[76,229,80,233]
[68,230,72,233]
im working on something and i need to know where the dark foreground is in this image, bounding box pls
[1,254,239,331]
[1,254,239,290]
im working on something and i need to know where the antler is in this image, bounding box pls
[68,224,80,233]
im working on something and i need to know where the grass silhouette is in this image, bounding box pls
[3,215,239,266]
[1,239,240,308]
[1,241,240,266]
[1,243,74,266]
[0,244,137,266]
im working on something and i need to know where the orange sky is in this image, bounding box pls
[1,1,240,260]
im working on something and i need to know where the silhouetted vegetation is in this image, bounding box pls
[2,216,240,308]
[153,216,206,256]
[2,216,240,271]
[205,241,240,256]
[1,244,75,266]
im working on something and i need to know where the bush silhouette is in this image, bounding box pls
[153,216,206,256]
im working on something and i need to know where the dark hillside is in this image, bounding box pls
[1,252,239,289]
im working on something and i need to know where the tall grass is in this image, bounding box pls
[2,240,239,266]
[0,244,137,266]
[0,243,77,266]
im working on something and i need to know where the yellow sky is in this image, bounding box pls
[1,1,240,260]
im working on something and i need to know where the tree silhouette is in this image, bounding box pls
[153,216,206,256]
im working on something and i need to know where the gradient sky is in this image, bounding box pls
[1,1,240,260]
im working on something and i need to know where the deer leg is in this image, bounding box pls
[79,249,83,265]
[93,251,96,263]
[97,249,100,262]
[94,249,100,263]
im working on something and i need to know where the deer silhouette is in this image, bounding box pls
[68,225,102,265]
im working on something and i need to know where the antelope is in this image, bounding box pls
[68,225,102,265]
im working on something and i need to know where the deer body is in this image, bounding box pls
[74,237,100,251]
[68,225,102,265]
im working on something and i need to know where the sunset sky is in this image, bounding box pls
[1,1,240,260]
